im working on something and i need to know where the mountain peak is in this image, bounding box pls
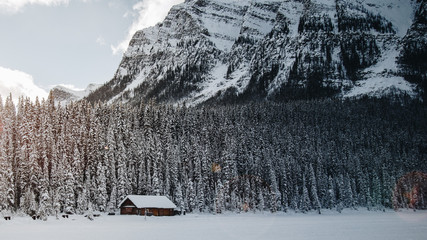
[86,0,426,105]
[51,84,102,105]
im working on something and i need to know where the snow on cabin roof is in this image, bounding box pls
[119,195,177,209]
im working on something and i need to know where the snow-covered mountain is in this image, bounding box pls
[50,84,101,105]
[86,0,427,105]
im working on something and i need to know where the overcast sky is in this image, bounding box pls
[0,0,184,102]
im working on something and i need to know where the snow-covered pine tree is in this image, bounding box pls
[95,161,108,212]
[326,175,336,209]
[187,180,196,212]
[0,94,16,211]
[0,143,14,211]
[215,179,225,214]
[108,185,117,213]
[175,182,184,214]
[38,188,49,221]
[372,173,382,210]
[300,175,310,213]
[309,164,321,214]
[116,140,129,203]
[267,160,280,212]
[64,170,76,214]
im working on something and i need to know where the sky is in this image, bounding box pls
[0,0,184,102]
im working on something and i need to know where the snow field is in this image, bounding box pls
[1,210,427,240]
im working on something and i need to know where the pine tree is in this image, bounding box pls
[326,176,336,210]
[372,173,382,210]
[215,179,224,214]
[86,201,94,221]
[175,182,184,214]
[309,164,321,214]
[108,185,117,213]
[0,94,16,211]
[95,162,108,211]
[0,147,14,211]
[38,189,49,221]
[187,180,196,212]
[343,173,354,209]
[64,170,75,214]
[300,175,310,213]
[257,187,265,212]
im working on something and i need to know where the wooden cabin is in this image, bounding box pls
[119,195,177,216]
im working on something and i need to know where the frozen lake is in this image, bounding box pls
[1,210,426,240]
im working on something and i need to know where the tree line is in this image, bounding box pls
[0,94,426,218]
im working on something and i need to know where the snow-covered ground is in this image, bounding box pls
[1,210,426,240]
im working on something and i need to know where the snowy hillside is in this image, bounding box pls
[50,84,101,105]
[85,0,426,104]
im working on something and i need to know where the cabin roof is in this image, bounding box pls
[118,195,177,209]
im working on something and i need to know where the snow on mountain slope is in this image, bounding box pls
[362,0,416,37]
[86,0,425,105]
[343,36,417,98]
[50,84,101,105]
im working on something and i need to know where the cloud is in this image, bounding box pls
[0,0,70,14]
[111,0,185,55]
[96,36,106,46]
[53,83,84,91]
[0,66,48,103]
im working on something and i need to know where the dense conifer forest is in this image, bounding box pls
[0,95,426,218]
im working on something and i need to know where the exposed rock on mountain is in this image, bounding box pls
[86,0,426,105]
[51,84,101,105]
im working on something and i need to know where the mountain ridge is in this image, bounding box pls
[86,0,426,105]
[50,84,101,105]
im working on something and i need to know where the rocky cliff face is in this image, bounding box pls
[86,0,426,105]
[398,0,427,101]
